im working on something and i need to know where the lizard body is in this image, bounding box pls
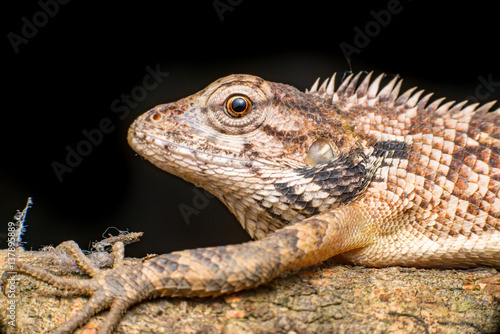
[4,72,499,333]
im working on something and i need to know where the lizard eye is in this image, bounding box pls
[225,95,253,117]
[206,86,267,135]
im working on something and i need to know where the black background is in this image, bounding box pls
[2,0,499,257]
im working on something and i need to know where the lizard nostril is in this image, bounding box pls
[151,113,162,121]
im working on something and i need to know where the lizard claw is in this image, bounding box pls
[5,240,150,334]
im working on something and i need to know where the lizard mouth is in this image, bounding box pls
[129,129,264,170]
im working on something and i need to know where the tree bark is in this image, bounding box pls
[1,248,499,334]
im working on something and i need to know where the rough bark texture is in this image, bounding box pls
[0,248,499,334]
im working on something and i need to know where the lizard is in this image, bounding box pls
[3,72,499,333]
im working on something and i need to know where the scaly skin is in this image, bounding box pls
[3,72,499,333]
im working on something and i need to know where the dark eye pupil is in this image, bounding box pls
[231,97,247,113]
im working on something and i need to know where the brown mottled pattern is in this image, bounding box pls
[334,73,500,267]
[4,72,499,333]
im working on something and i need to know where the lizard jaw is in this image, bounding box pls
[128,128,272,170]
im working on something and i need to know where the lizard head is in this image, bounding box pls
[128,74,376,239]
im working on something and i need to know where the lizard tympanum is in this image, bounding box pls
[5,72,500,333]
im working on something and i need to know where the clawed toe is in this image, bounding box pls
[6,239,143,333]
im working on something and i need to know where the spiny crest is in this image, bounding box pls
[305,72,499,117]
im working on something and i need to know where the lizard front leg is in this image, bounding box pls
[4,205,375,334]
